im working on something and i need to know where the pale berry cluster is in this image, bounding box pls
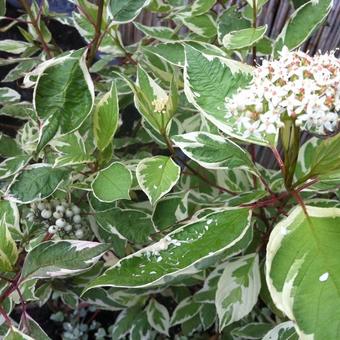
[225,47,340,139]
[27,199,87,239]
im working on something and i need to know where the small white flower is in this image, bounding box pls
[152,96,168,114]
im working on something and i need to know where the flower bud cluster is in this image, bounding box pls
[26,199,87,239]
[224,47,340,139]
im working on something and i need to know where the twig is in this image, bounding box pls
[87,0,105,67]
[19,0,52,58]
[0,305,12,328]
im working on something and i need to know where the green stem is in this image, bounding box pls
[251,0,257,66]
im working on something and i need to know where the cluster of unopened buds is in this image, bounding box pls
[152,96,168,114]
[225,47,340,139]
[27,199,87,239]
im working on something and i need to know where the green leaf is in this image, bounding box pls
[183,46,270,146]
[0,87,21,103]
[216,254,261,331]
[262,321,298,340]
[277,0,333,50]
[0,218,18,272]
[171,296,201,326]
[0,40,31,54]
[22,240,109,281]
[4,327,35,340]
[199,303,216,330]
[217,6,250,43]
[109,0,151,24]
[136,156,181,205]
[0,0,5,16]
[0,133,22,158]
[177,13,217,38]
[146,298,170,335]
[111,306,142,338]
[266,206,340,339]
[0,155,30,180]
[96,208,155,244]
[0,200,20,238]
[92,162,132,203]
[135,65,173,133]
[192,0,216,15]
[231,323,273,339]
[172,132,254,170]
[19,315,51,340]
[84,208,251,289]
[3,59,40,82]
[31,50,94,152]
[93,82,119,152]
[54,132,95,167]
[222,25,267,50]
[308,133,340,178]
[143,41,227,67]
[134,22,178,41]
[7,164,68,204]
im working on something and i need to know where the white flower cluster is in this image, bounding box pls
[27,199,87,239]
[225,47,340,139]
[152,96,168,114]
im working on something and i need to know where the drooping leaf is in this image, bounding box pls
[277,0,333,51]
[222,26,267,50]
[30,50,94,152]
[199,303,216,330]
[216,254,261,331]
[85,208,251,289]
[172,132,254,170]
[136,156,181,205]
[146,298,170,335]
[0,218,18,272]
[0,133,22,158]
[109,0,151,24]
[92,162,132,203]
[7,164,68,204]
[22,240,109,281]
[266,206,340,339]
[93,82,119,152]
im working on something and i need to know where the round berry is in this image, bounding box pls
[73,215,81,224]
[64,224,72,232]
[75,229,84,239]
[65,208,73,218]
[37,202,45,211]
[53,211,63,219]
[71,205,81,215]
[41,209,52,219]
[48,225,58,234]
[56,218,66,229]
[74,224,82,230]
[55,205,65,214]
